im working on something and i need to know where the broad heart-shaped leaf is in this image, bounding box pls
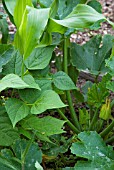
[70,131,114,170]
[0,106,19,146]
[53,71,77,90]
[19,89,41,104]
[23,75,41,90]
[21,115,66,137]
[31,90,66,114]
[12,139,42,170]
[0,44,14,72]
[5,98,30,127]
[71,35,114,74]
[0,139,42,170]
[2,50,23,76]
[24,46,55,70]
[87,74,111,107]
[14,0,33,28]
[15,6,50,60]
[0,149,21,170]
[0,74,29,92]
[47,4,106,34]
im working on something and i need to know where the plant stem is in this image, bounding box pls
[21,59,25,79]
[57,109,80,134]
[105,136,114,144]
[89,108,99,130]
[21,133,35,170]
[63,37,81,131]
[100,120,114,138]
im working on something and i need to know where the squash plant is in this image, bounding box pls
[0,0,114,169]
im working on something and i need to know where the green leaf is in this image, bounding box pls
[35,77,52,91]
[21,116,66,137]
[19,89,41,104]
[48,4,105,33]
[0,139,42,170]
[53,71,77,90]
[5,98,30,127]
[0,74,29,92]
[71,35,114,74]
[14,0,33,28]
[15,6,50,60]
[70,131,114,170]
[87,0,102,13]
[0,17,8,44]
[3,0,16,16]
[0,149,20,170]
[31,90,66,114]
[0,44,14,72]
[38,0,53,7]
[24,46,55,70]
[12,139,42,170]
[0,107,19,146]
[2,50,23,76]
[23,75,41,90]
[87,74,111,107]
[50,0,59,18]
[58,0,82,19]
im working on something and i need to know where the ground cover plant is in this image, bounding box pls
[0,0,114,169]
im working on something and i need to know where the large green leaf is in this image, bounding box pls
[23,75,41,90]
[0,74,29,92]
[87,74,111,107]
[14,0,33,28]
[15,6,50,60]
[71,35,114,74]
[3,0,17,16]
[0,107,19,146]
[19,89,41,104]
[70,131,114,170]
[53,71,77,90]
[21,115,66,137]
[0,17,8,44]
[0,139,42,170]
[50,0,59,18]
[24,46,55,70]
[0,44,14,72]
[31,90,66,114]
[0,149,20,170]
[12,139,42,170]
[5,98,30,127]
[47,4,106,34]
[2,50,22,76]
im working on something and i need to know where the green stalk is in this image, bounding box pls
[63,37,81,131]
[21,133,35,170]
[21,58,25,79]
[57,109,80,134]
[105,136,114,144]
[89,108,99,130]
[100,120,114,138]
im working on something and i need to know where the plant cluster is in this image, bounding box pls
[0,0,114,169]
